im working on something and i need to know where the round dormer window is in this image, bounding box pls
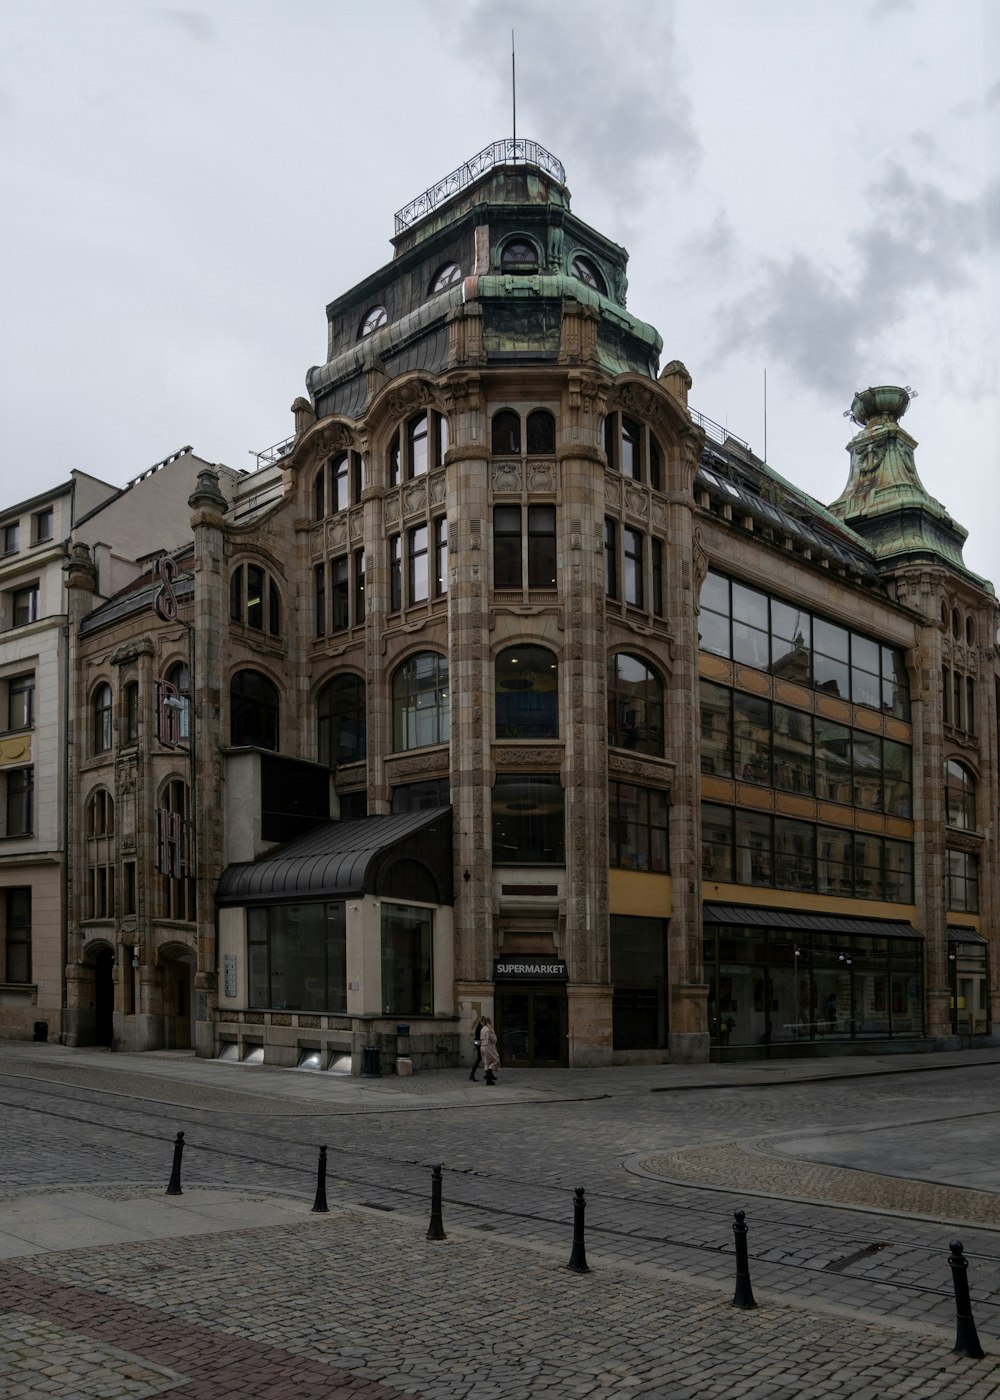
[571,255,606,294]
[360,306,388,337]
[430,262,462,293]
[500,238,539,272]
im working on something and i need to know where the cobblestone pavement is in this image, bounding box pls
[3,1045,1000,1397]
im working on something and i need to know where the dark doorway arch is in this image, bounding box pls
[94,947,115,1047]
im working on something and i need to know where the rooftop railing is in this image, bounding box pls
[395,139,566,233]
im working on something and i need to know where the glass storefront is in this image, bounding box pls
[950,936,989,1036]
[704,918,925,1057]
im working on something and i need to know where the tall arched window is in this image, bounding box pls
[392,653,449,751]
[492,410,521,455]
[495,645,559,739]
[85,788,115,920]
[230,670,279,751]
[526,409,555,454]
[93,682,113,754]
[165,661,191,743]
[157,778,193,920]
[607,653,664,756]
[945,760,977,829]
[317,674,366,767]
[230,563,281,636]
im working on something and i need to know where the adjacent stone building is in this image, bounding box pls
[14,142,998,1067]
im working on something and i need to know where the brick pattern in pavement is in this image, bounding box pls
[4,1206,1000,1400]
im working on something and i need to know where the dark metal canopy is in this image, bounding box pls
[215,807,453,908]
[948,925,986,944]
[702,903,922,940]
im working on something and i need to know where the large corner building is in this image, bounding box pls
[6,142,997,1068]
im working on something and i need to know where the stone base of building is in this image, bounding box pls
[206,1011,461,1074]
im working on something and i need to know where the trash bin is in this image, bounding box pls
[360,1045,382,1077]
[32,1021,47,1043]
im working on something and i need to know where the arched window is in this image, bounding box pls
[495,645,559,739]
[526,409,555,454]
[430,262,462,293]
[492,410,521,455]
[230,562,281,636]
[230,670,279,751]
[157,778,193,921]
[85,788,115,919]
[571,254,606,293]
[387,411,448,486]
[314,451,362,519]
[604,412,662,491]
[160,661,191,745]
[392,653,449,751]
[360,306,387,337]
[945,760,977,829]
[500,237,539,272]
[607,653,664,756]
[317,674,366,767]
[93,682,112,754]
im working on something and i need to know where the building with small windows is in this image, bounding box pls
[22,141,1000,1066]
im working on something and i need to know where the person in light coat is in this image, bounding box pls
[480,1016,500,1085]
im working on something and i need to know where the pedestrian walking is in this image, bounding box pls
[480,1016,500,1085]
[469,1014,484,1081]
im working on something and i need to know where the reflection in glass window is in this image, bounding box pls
[430,262,462,293]
[317,674,366,766]
[495,645,558,739]
[381,903,433,1014]
[93,682,113,754]
[492,775,565,865]
[948,850,979,912]
[492,410,521,454]
[392,653,449,751]
[571,255,606,293]
[608,783,668,872]
[248,903,346,1011]
[607,654,663,756]
[945,760,976,829]
[526,409,555,453]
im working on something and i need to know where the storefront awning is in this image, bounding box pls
[703,903,922,940]
[215,807,453,907]
[948,925,986,944]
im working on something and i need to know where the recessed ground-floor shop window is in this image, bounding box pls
[612,915,667,1049]
[247,902,346,1011]
[381,903,433,1015]
[704,922,924,1055]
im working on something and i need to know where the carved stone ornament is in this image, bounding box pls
[623,485,649,519]
[527,462,557,494]
[387,380,433,419]
[384,491,400,524]
[328,518,349,551]
[947,831,983,854]
[110,638,154,666]
[608,752,675,788]
[618,383,660,422]
[570,372,607,415]
[492,462,521,494]
[385,751,449,781]
[314,422,353,458]
[692,526,709,595]
[442,373,481,411]
[402,480,428,518]
[604,476,622,509]
[493,745,563,770]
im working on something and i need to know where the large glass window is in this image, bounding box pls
[157,778,193,920]
[381,903,433,1015]
[945,760,976,829]
[317,674,366,767]
[493,505,557,591]
[3,888,31,983]
[495,645,558,739]
[607,654,663,756]
[248,902,346,1012]
[390,778,450,813]
[230,563,280,636]
[492,775,565,865]
[608,783,669,872]
[7,674,34,731]
[388,412,447,486]
[93,682,113,754]
[699,571,910,718]
[948,850,980,912]
[612,916,667,1050]
[392,653,449,751]
[230,670,279,750]
[604,414,662,490]
[85,788,116,920]
[492,410,521,455]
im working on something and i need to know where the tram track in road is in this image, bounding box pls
[2,1072,1000,1330]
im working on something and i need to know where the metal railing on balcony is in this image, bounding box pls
[395,140,566,233]
[254,435,295,469]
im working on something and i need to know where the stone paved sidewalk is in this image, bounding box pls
[2,1199,1000,1399]
[639,1142,1000,1227]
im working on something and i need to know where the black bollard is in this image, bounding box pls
[949,1240,986,1359]
[165,1131,185,1196]
[426,1163,446,1240]
[567,1186,590,1273]
[312,1144,329,1213]
[732,1209,757,1309]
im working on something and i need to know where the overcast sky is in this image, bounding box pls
[2,0,997,585]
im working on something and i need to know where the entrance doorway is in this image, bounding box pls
[94,947,115,1047]
[496,986,567,1067]
[162,956,194,1049]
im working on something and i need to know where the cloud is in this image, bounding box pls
[722,165,998,396]
[160,9,217,43]
[445,0,699,206]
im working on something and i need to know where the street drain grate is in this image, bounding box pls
[823,1242,888,1272]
